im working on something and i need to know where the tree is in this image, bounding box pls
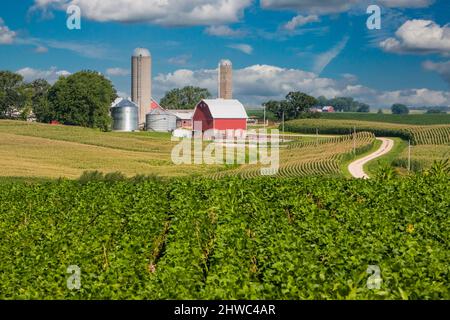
[160,86,211,110]
[0,71,26,119]
[48,71,116,130]
[263,92,318,121]
[263,100,285,120]
[316,96,329,107]
[356,103,370,113]
[27,79,51,122]
[391,103,409,115]
[377,109,384,114]
[426,108,446,114]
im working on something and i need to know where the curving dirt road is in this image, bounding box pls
[348,138,395,179]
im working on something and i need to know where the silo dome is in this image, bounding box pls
[220,59,232,66]
[133,48,151,57]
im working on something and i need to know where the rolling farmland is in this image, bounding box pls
[210,132,376,179]
[0,120,224,179]
[284,119,450,145]
[320,112,450,125]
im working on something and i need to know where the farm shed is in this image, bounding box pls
[170,110,194,128]
[192,99,248,132]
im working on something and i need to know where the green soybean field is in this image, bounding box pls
[0,174,448,300]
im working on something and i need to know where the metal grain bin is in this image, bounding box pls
[111,99,139,132]
[146,109,177,132]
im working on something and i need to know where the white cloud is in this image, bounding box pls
[228,43,253,54]
[31,0,252,26]
[34,45,48,53]
[378,0,434,8]
[15,37,112,59]
[260,0,359,14]
[168,54,192,66]
[423,60,450,85]
[0,18,16,44]
[377,88,450,106]
[205,25,246,37]
[106,67,129,77]
[153,64,450,107]
[284,14,319,30]
[380,20,450,55]
[17,67,71,84]
[313,36,349,75]
[261,0,434,14]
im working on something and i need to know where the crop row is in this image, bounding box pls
[284,119,450,145]
[210,132,375,179]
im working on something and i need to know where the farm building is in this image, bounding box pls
[170,110,194,128]
[146,108,177,132]
[193,99,248,132]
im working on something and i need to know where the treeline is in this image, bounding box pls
[0,70,116,131]
[317,96,370,112]
[263,92,371,121]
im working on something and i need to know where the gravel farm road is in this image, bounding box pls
[348,138,395,179]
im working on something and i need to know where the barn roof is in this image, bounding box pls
[200,99,248,119]
[170,110,194,120]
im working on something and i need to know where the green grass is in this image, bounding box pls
[364,138,408,176]
[340,138,383,178]
[320,112,450,125]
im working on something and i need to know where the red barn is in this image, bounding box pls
[193,99,248,132]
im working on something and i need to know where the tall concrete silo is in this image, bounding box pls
[132,48,152,129]
[218,59,232,99]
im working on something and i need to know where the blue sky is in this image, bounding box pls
[0,0,449,108]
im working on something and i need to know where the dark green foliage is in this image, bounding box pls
[0,174,449,299]
[375,165,398,180]
[78,170,105,184]
[48,71,116,131]
[317,96,371,112]
[28,79,52,123]
[426,159,450,178]
[0,71,27,119]
[263,92,318,121]
[426,108,446,114]
[160,86,211,110]
[392,104,410,115]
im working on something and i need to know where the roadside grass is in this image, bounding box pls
[340,139,382,178]
[364,138,407,176]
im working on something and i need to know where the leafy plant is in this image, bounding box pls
[0,174,448,300]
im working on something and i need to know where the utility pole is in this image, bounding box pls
[408,140,411,172]
[316,128,319,147]
[353,126,356,155]
[263,105,266,128]
[282,111,285,142]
